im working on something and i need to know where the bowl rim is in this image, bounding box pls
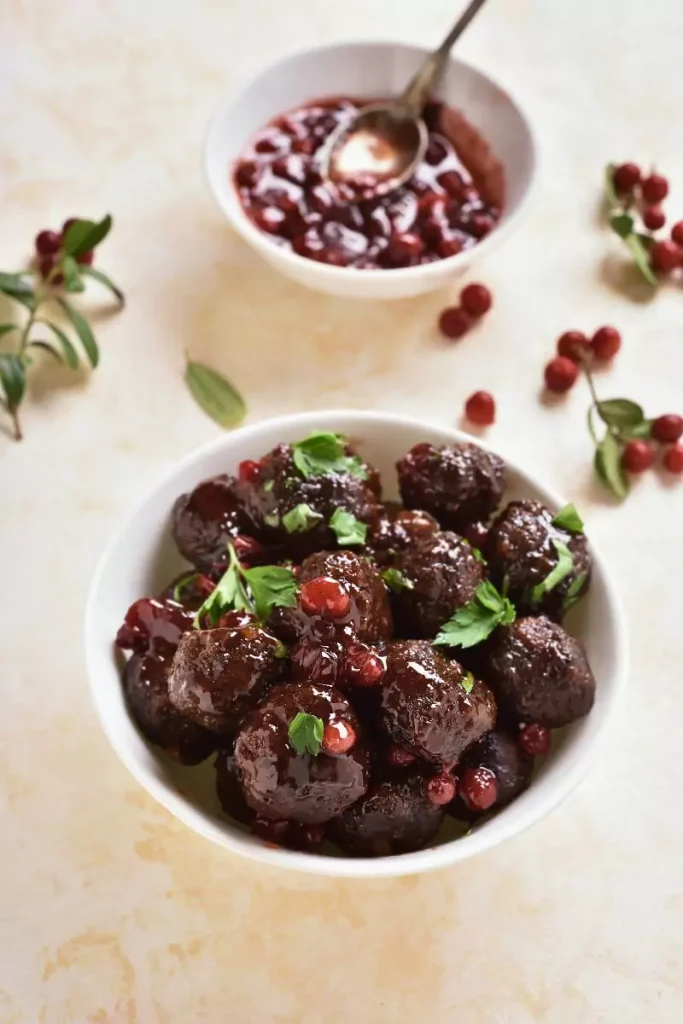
[85,410,628,878]
[203,39,539,284]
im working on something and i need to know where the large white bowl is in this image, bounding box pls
[204,41,537,299]
[85,412,627,878]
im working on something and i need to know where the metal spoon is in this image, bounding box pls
[320,0,489,200]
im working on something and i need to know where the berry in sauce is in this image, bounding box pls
[518,723,551,757]
[425,772,457,806]
[450,730,533,820]
[459,767,498,812]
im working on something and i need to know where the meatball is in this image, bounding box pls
[168,624,284,733]
[484,616,596,727]
[397,442,506,532]
[172,474,249,572]
[392,531,485,638]
[380,641,496,768]
[271,550,392,645]
[234,682,370,824]
[124,641,216,764]
[215,743,252,825]
[234,442,381,558]
[486,500,592,618]
[328,766,445,857]
[449,730,533,820]
[367,502,439,567]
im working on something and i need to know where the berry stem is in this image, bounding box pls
[10,405,22,441]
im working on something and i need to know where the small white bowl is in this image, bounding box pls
[204,41,537,299]
[86,411,627,878]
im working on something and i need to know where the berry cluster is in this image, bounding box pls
[608,163,683,278]
[34,217,94,283]
[438,282,493,340]
[544,324,621,393]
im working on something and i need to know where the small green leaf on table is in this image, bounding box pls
[185,360,246,430]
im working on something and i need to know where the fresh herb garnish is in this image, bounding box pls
[604,164,659,287]
[433,581,515,650]
[329,508,367,546]
[291,432,366,479]
[552,503,584,534]
[288,712,323,756]
[531,539,573,604]
[460,671,475,694]
[282,503,323,534]
[562,571,588,613]
[263,479,274,492]
[185,360,246,430]
[193,543,297,626]
[243,564,299,620]
[381,567,414,593]
[172,572,201,603]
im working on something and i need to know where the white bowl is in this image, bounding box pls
[85,411,627,878]
[204,41,537,299]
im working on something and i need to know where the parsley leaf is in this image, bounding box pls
[531,539,573,604]
[193,544,250,627]
[381,567,414,592]
[193,544,297,625]
[562,571,588,613]
[288,712,323,756]
[329,508,367,546]
[552,503,584,534]
[291,432,366,479]
[241,564,298,620]
[460,671,475,694]
[433,581,515,649]
[282,503,324,534]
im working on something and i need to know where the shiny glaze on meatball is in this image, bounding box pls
[397,442,505,532]
[171,474,248,572]
[367,502,439,567]
[392,531,485,638]
[449,729,533,820]
[168,624,284,734]
[215,742,253,825]
[486,499,591,618]
[234,682,370,824]
[484,616,595,727]
[380,640,496,768]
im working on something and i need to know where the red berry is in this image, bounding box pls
[464,390,496,427]
[38,255,63,285]
[437,237,463,259]
[612,162,641,193]
[115,597,192,652]
[518,723,551,757]
[459,767,498,812]
[76,250,94,265]
[387,232,424,263]
[35,229,61,256]
[343,640,385,687]
[663,444,683,474]
[386,744,416,768]
[641,173,669,204]
[622,439,654,473]
[544,356,578,393]
[238,459,261,484]
[425,773,457,806]
[590,325,622,361]
[232,534,265,565]
[652,414,683,444]
[671,221,683,246]
[651,240,680,274]
[438,306,472,340]
[460,283,492,317]
[322,719,356,755]
[62,217,79,234]
[643,206,665,231]
[300,576,350,619]
[557,330,591,363]
[252,205,286,235]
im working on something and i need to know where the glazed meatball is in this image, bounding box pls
[168,624,284,733]
[367,502,439,567]
[234,682,370,824]
[328,766,445,857]
[486,500,591,618]
[392,531,485,638]
[172,474,250,572]
[235,442,381,558]
[485,616,596,727]
[449,730,533,820]
[271,549,393,645]
[124,641,216,764]
[115,596,195,654]
[215,743,252,826]
[380,641,496,768]
[397,442,506,532]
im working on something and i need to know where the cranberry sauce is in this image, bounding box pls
[232,97,502,270]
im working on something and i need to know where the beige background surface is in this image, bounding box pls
[1,1,682,1022]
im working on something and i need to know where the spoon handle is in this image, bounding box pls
[400,0,489,115]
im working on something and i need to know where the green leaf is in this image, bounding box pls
[264,511,280,528]
[562,571,588,614]
[288,712,323,757]
[282,503,324,534]
[625,233,659,287]
[621,418,653,440]
[531,539,573,603]
[242,564,298,620]
[274,641,288,659]
[604,163,618,208]
[0,352,26,409]
[61,215,112,258]
[597,399,645,431]
[381,567,414,593]
[552,503,584,534]
[610,213,634,239]
[173,572,201,603]
[61,256,85,293]
[37,321,79,370]
[291,431,366,479]
[57,298,99,368]
[460,671,474,695]
[80,265,125,306]
[329,508,368,546]
[185,360,246,429]
[29,340,64,363]
[0,324,17,338]
[595,431,629,500]
[433,581,515,649]
[0,272,35,310]
[263,479,274,493]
